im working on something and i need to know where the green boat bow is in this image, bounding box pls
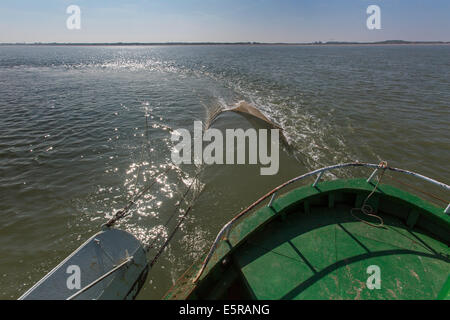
[164,163,450,300]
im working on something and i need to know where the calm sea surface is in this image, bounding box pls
[0,45,449,299]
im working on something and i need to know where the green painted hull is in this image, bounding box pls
[164,179,450,300]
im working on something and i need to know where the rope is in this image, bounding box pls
[105,110,204,266]
[163,260,198,298]
[148,187,203,268]
[103,167,171,228]
[350,161,387,228]
[193,161,449,282]
[145,169,202,252]
[132,114,150,196]
[103,113,159,228]
[75,110,205,295]
[149,206,192,268]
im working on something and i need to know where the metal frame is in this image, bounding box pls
[67,257,133,300]
[194,162,449,282]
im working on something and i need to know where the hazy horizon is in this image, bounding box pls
[1,0,449,43]
[1,39,450,45]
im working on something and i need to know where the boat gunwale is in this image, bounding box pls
[164,176,450,299]
[19,228,148,300]
[193,162,450,284]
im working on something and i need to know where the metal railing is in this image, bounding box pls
[193,162,450,282]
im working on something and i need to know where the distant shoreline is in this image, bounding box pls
[1,40,449,46]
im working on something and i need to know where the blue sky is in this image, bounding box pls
[0,0,449,43]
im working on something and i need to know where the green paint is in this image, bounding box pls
[165,179,450,300]
[437,276,450,300]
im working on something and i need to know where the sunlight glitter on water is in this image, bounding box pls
[1,45,449,299]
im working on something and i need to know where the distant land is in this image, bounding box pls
[0,40,449,46]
